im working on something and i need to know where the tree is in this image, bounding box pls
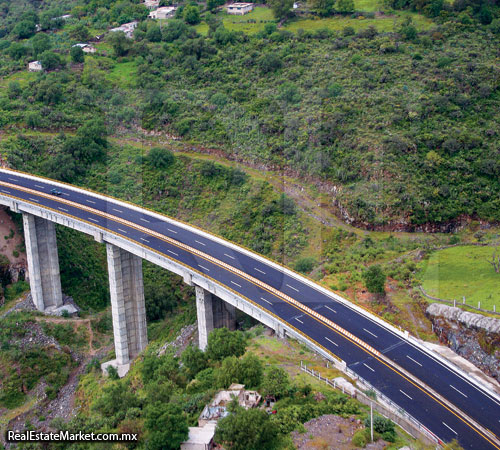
[487,247,500,273]
[183,5,201,25]
[215,408,279,450]
[363,265,386,294]
[239,353,263,388]
[336,0,355,13]
[294,257,316,274]
[364,416,396,442]
[269,0,294,20]
[69,23,91,41]
[262,366,290,399]
[70,46,84,63]
[206,328,246,361]
[31,33,51,57]
[147,147,174,168]
[13,20,36,39]
[259,53,283,73]
[92,381,141,427]
[39,51,65,70]
[146,25,162,42]
[7,43,29,60]
[145,403,188,450]
[107,31,131,57]
[216,355,242,388]
[181,345,208,379]
[308,0,336,16]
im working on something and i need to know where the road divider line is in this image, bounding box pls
[58,207,69,212]
[113,208,123,213]
[195,240,206,246]
[286,284,299,292]
[450,385,468,398]
[400,389,413,400]
[88,217,100,223]
[199,265,210,272]
[363,363,375,372]
[35,184,44,189]
[86,199,96,204]
[261,297,272,305]
[118,228,128,234]
[442,422,458,435]
[231,281,241,288]
[254,267,266,275]
[167,250,178,256]
[295,317,304,324]
[325,305,337,313]
[140,238,150,243]
[224,253,235,260]
[29,197,39,202]
[1,189,11,194]
[406,355,423,367]
[167,228,177,234]
[325,337,338,347]
[363,328,378,338]
[140,218,150,223]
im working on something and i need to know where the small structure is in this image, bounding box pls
[143,0,160,9]
[226,2,254,15]
[109,21,138,38]
[72,43,96,53]
[180,423,216,450]
[332,377,356,396]
[148,6,177,19]
[198,384,261,427]
[28,61,43,72]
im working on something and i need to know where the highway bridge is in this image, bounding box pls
[0,168,499,450]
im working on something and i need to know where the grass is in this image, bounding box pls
[107,60,137,86]
[420,245,500,311]
[197,5,433,35]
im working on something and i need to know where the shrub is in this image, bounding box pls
[294,257,317,274]
[147,147,175,169]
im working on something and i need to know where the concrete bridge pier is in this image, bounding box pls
[102,243,147,377]
[23,213,63,312]
[196,285,237,351]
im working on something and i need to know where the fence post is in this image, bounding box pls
[494,305,496,313]
[478,301,481,309]
[453,299,456,307]
[463,296,465,304]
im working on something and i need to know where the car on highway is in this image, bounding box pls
[50,188,62,196]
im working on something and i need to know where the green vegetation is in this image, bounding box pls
[420,245,500,310]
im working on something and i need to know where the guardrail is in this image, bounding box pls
[299,362,442,448]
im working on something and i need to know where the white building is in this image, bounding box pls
[28,61,43,72]
[226,2,254,15]
[180,423,216,450]
[72,43,96,53]
[110,21,138,38]
[143,0,160,9]
[148,6,177,19]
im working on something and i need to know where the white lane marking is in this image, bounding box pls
[1,189,11,194]
[363,328,378,338]
[58,207,69,212]
[35,184,44,189]
[118,228,128,234]
[450,384,468,398]
[224,253,235,260]
[254,267,266,275]
[286,284,299,292]
[231,281,241,288]
[88,217,100,223]
[140,238,150,243]
[261,297,273,305]
[199,265,210,272]
[406,355,422,367]
[325,337,338,347]
[442,422,457,435]
[140,218,150,223]
[167,228,177,234]
[113,208,123,213]
[325,305,337,313]
[8,177,17,181]
[363,363,375,372]
[400,389,413,400]
[62,193,70,197]
[86,199,96,204]
[295,317,304,324]
[29,197,39,202]
[195,240,206,246]
[167,250,178,256]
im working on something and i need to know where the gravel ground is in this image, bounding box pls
[291,414,388,450]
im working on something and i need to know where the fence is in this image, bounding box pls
[299,362,441,448]
[419,286,500,316]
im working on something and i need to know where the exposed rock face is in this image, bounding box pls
[427,303,500,334]
[427,303,500,380]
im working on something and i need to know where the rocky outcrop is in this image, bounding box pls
[427,303,500,334]
[426,303,500,380]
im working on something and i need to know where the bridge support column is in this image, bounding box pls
[23,213,62,312]
[102,244,147,377]
[196,286,237,351]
